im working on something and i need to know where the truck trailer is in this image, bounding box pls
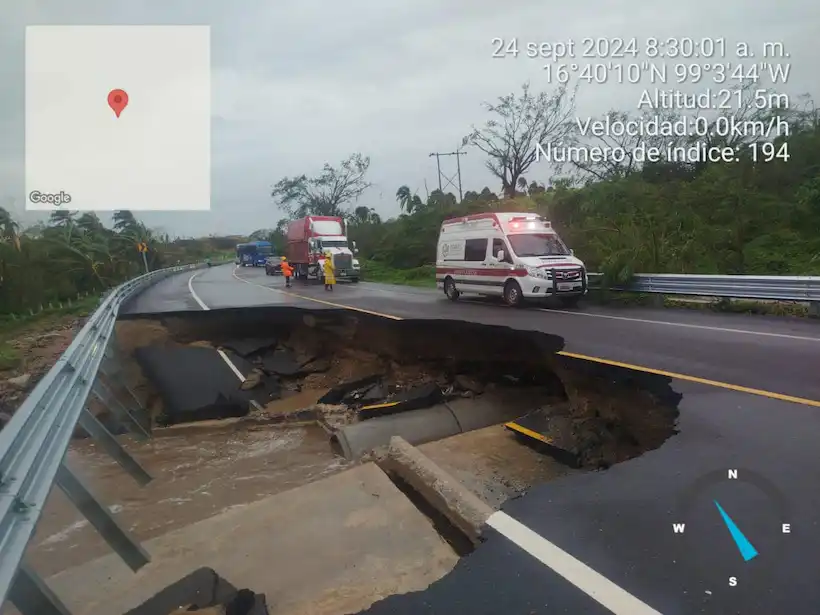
[236,241,273,267]
[286,216,360,283]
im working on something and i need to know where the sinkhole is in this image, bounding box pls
[109,306,682,471]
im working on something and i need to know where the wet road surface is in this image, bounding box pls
[124,264,820,615]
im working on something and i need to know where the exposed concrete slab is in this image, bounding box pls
[381,437,493,545]
[46,463,459,615]
[418,424,579,509]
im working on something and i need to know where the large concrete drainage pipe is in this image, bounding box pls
[330,393,540,460]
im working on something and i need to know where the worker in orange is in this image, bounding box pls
[323,251,336,291]
[280,256,293,288]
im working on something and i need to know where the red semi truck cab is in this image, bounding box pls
[285,215,360,282]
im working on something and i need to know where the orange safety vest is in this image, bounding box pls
[281,262,293,276]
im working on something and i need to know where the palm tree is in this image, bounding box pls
[113,210,139,234]
[396,185,414,214]
[76,212,105,233]
[0,207,20,250]
[48,210,75,227]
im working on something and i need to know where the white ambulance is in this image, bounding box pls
[435,212,587,307]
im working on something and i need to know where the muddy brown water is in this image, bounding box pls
[28,423,351,577]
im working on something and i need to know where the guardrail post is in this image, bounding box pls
[809,301,819,318]
[77,408,152,486]
[90,378,151,440]
[55,463,150,571]
[100,340,152,436]
[8,563,72,615]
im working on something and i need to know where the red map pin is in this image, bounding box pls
[107,89,129,117]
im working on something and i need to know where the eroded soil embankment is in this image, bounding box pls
[114,306,681,470]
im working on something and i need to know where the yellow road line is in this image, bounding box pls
[231,269,820,408]
[505,421,554,443]
[360,401,400,410]
[557,350,820,407]
[231,268,403,320]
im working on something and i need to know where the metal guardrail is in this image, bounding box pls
[0,262,210,615]
[586,272,820,306]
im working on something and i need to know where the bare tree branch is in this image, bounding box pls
[271,153,372,217]
[465,82,576,198]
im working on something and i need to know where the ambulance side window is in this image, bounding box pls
[464,238,488,261]
[492,238,512,263]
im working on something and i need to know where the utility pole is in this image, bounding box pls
[431,153,443,192]
[429,150,466,202]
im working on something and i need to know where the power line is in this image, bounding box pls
[429,150,466,202]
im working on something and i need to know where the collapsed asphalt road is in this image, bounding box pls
[116,307,680,472]
[117,265,820,615]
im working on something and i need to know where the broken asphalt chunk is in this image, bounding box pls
[505,409,582,468]
[357,382,443,419]
[220,337,279,357]
[318,374,383,405]
[359,382,387,403]
[259,348,304,376]
[125,567,270,615]
[134,345,251,425]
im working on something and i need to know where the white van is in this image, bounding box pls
[435,212,587,307]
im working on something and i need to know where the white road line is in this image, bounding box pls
[187,271,210,310]
[487,511,662,615]
[216,349,246,382]
[536,307,820,342]
[187,270,246,383]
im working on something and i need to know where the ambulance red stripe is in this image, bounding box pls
[436,267,526,277]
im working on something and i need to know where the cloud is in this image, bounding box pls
[1,0,817,236]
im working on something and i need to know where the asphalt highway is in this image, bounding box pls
[126,264,820,615]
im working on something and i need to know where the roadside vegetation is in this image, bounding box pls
[266,82,819,289]
[0,210,241,392]
[0,209,235,320]
[359,260,436,288]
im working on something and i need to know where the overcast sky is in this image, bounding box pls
[2,1,817,237]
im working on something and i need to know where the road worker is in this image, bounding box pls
[323,251,336,291]
[280,256,293,287]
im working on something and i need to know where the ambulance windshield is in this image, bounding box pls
[507,233,569,257]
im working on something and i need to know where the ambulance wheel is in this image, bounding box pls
[444,277,460,301]
[503,280,523,307]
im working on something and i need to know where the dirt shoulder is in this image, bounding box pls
[0,300,97,424]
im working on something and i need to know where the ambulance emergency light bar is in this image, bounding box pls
[507,215,551,230]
